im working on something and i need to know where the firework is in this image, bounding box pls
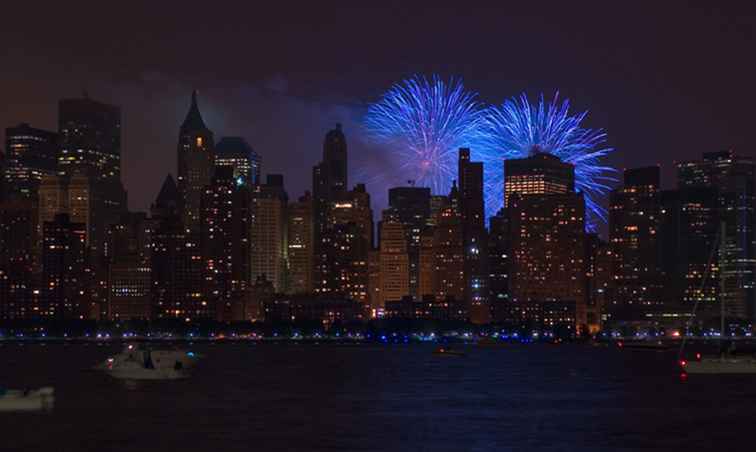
[479,93,615,231]
[362,75,484,195]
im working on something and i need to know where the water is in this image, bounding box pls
[0,342,753,451]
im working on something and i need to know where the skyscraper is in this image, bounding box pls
[151,214,206,320]
[488,209,510,322]
[312,124,348,281]
[458,148,488,323]
[433,200,466,305]
[677,150,756,320]
[215,137,261,186]
[201,166,252,321]
[58,96,122,184]
[505,153,587,330]
[286,192,314,294]
[378,214,410,307]
[315,184,373,303]
[57,95,127,268]
[4,123,58,201]
[106,212,153,320]
[177,91,215,232]
[388,185,431,298]
[250,175,288,292]
[504,152,574,207]
[42,213,90,319]
[0,200,37,320]
[608,167,665,321]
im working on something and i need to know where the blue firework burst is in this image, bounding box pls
[362,75,484,195]
[479,93,615,231]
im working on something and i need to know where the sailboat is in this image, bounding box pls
[680,221,756,375]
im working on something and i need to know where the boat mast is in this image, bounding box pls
[719,220,727,348]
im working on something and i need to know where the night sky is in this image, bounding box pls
[1,2,755,222]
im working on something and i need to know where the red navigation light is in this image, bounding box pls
[680,372,688,381]
[680,360,688,367]
[617,341,624,348]
[695,353,701,361]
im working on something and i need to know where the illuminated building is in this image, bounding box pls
[488,209,510,322]
[458,148,488,323]
[3,123,58,201]
[428,195,448,226]
[432,193,465,304]
[201,166,252,321]
[58,96,122,184]
[0,201,37,319]
[315,184,373,303]
[58,96,127,259]
[262,294,364,327]
[37,171,93,254]
[504,152,574,207]
[506,153,587,330]
[151,214,206,320]
[312,124,348,285]
[286,191,314,294]
[384,295,467,321]
[388,185,431,298]
[418,230,436,298]
[177,91,215,232]
[378,214,410,306]
[42,213,90,319]
[215,137,261,186]
[108,257,151,321]
[367,249,381,311]
[677,150,756,320]
[106,212,153,320]
[250,174,288,292]
[607,167,665,321]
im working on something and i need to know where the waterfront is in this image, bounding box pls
[1,343,754,452]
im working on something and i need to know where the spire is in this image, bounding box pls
[181,90,208,131]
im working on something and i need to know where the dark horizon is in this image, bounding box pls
[1,2,755,219]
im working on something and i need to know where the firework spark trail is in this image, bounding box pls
[478,93,615,231]
[362,75,484,195]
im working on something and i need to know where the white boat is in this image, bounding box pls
[0,387,55,412]
[97,344,201,380]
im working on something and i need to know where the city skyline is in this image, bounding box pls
[1,3,755,222]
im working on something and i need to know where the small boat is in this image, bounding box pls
[433,345,466,357]
[96,344,200,380]
[0,387,54,412]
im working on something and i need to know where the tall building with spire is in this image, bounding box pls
[177,91,214,232]
[313,124,348,284]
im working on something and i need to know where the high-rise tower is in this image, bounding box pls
[177,91,214,232]
[313,124,348,282]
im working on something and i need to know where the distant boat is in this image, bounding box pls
[0,387,54,412]
[96,344,201,380]
[433,345,466,357]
